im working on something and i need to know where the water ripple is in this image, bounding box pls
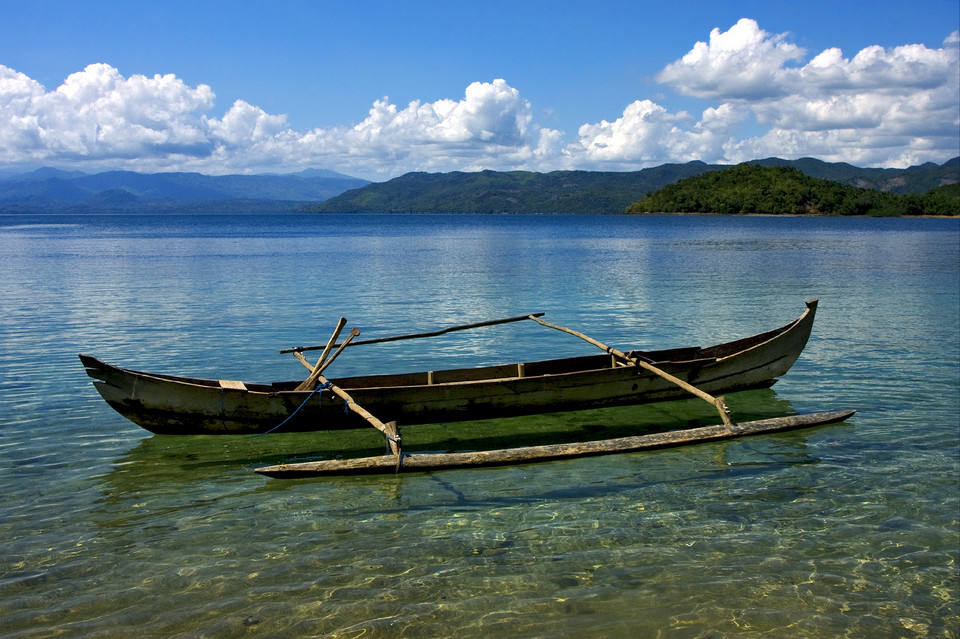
[0,213,957,637]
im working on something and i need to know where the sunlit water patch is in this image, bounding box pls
[0,213,957,637]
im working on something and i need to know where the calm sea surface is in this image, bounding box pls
[0,213,957,638]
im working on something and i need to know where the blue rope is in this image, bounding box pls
[255,381,332,436]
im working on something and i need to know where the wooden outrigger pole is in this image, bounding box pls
[280,313,545,353]
[527,315,734,426]
[316,373,402,469]
[289,320,402,467]
[254,410,856,477]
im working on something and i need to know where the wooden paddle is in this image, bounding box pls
[293,317,347,373]
[295,327,360,391]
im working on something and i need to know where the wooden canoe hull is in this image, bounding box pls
[255,410,857,477]
[80,300,818,435]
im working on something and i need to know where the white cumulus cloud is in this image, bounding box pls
[0,22,957,177]
[645,20,960,167]
[656,18,806,100]
[0,67,553,177]
[282,79,552,176]
[563,100,746,170]
[0,63,217,163]
[207,100,289,146]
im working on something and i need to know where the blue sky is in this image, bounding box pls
[1,0,957,179]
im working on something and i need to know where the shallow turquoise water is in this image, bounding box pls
[0,213,957,637]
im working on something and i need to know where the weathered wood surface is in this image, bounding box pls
[79,300,819,435]
[295,316,346,374]
[292,351,314,372]
[316,373,402,461]
[254,409,855,477]
[295,327,360,392]
[529,315,734,425]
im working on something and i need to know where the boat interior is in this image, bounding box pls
[84,308,802,394]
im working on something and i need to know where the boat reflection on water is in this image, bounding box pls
[95,386,807,489]
[83,387,851,557]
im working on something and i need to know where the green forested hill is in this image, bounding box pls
[314,163,721,214]
[314,157,958,214]
[749,157,960,194]
[624,164,959,216]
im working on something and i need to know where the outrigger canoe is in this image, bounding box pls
[81,299,821,437]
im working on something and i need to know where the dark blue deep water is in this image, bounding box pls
[1,213,958,637]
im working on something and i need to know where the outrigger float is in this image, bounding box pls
[79,299,854,476]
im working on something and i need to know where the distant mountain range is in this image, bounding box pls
[2,157,957,214]
[314,157,960,214]
[0,168,370,213]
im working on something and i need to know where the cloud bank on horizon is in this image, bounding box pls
[1,19,957,179]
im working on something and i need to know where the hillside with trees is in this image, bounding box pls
[3,158,956,215]
[624,164,959,216]
[749,157,959,194]
[314,163,721,214]
[315,157,958,215]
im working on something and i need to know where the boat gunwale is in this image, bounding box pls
[79,301,814,396]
